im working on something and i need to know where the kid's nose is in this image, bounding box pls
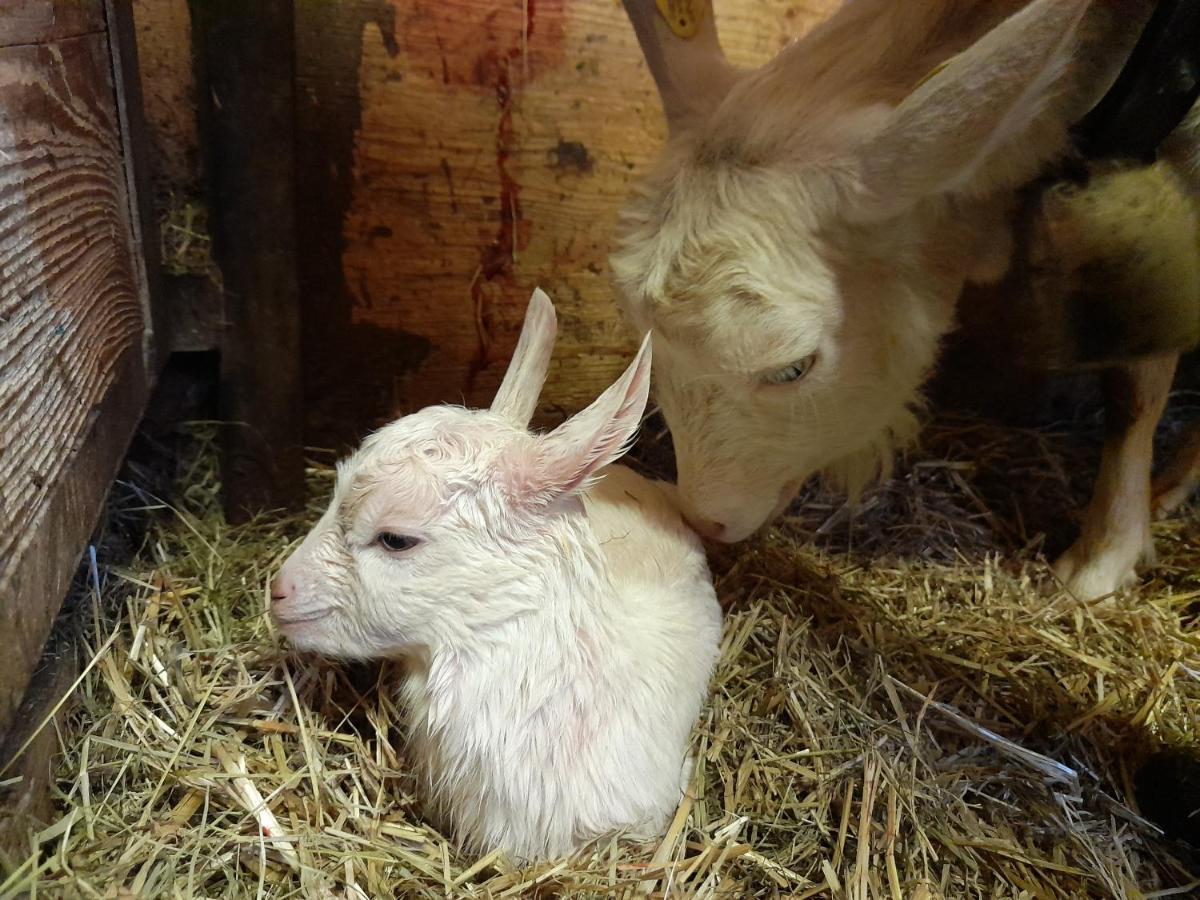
[270,572,295,606]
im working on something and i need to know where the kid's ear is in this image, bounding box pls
[491,288,558,428]
[505,332,653,505]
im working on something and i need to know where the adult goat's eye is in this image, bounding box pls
[376,532,420,553]
[762,354,817,386]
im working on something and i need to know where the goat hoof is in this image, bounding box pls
[1052,545,1141,601]
[1151,480,1196,521]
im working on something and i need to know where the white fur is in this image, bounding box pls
[272,289,722,863]
[611,0,1180,596]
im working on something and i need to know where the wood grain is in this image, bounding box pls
[0,0,105,49]
[107,0,165,368]
[298,0,839,444]
[0,32,147,731]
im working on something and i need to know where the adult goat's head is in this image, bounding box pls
[612,0,1112,541]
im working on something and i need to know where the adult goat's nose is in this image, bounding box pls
[686,514,726,542]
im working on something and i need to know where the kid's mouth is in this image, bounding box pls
[272,608,333,627]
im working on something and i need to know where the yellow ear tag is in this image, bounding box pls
[656,0,704,39]
[913,57,953,91]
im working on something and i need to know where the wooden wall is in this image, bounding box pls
[125,1,841,449]
[129,1,839,448]
[0,0,153,733]
[294,0,838,443]
[130,1,839,446]
[125,0,1136,465]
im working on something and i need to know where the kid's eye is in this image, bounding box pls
[376,532,421,553]
[761,354,817,386]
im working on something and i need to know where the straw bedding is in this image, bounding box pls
[158,193,217,281]
[4,398,1200,898]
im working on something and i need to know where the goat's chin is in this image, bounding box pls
[280,629,342,657]
[821,406,923,501]
[734,479,804,542]
[769,479,803,523]
[279,619,368,661]
[278,621,324,649]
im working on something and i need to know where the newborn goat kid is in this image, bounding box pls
[271,289,722,862]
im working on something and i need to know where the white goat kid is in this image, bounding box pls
[270,289,722,863]
[611,0,1193,599]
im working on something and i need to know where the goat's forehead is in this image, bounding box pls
[356,408,498,459]
[338,457,444,530]
[620,194,836,341]
[334,409,504,502]
[650,288,834,378]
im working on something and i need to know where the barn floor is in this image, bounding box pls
[5,397,1200,898]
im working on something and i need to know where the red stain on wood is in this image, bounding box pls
[330,0,837,421]
[379,0,567,388]
[449,1,560,386]
[394,0,565,88]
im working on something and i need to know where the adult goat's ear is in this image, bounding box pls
[491,288,558,428]
[522,333,652,504]
[621,0,738,134]
[851,0,1090,221]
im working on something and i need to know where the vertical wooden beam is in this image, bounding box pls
[293,0,426,452]
[190,0,304,520]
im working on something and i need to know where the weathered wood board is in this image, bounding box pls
[0,639,79,852]
[0,0,106,48]
[297,0,838,444]
[130,0,200,195]
[0,20,150,733]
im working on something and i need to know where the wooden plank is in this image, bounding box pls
[162,275,223,353]
[295,0,417,448]
[0,0,105,49]
[0,32,148,734]
[105,0,165,369]
[190,0,304,519]
[0,636,80,859]
[296,0,837,446]
[129,0,220,358]
[1,351,146,739]
[130,0,201,195]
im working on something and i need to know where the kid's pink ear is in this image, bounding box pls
[505,332,653,505]
[491,288,558,428]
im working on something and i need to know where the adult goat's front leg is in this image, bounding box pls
[1053,355,1177,599]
